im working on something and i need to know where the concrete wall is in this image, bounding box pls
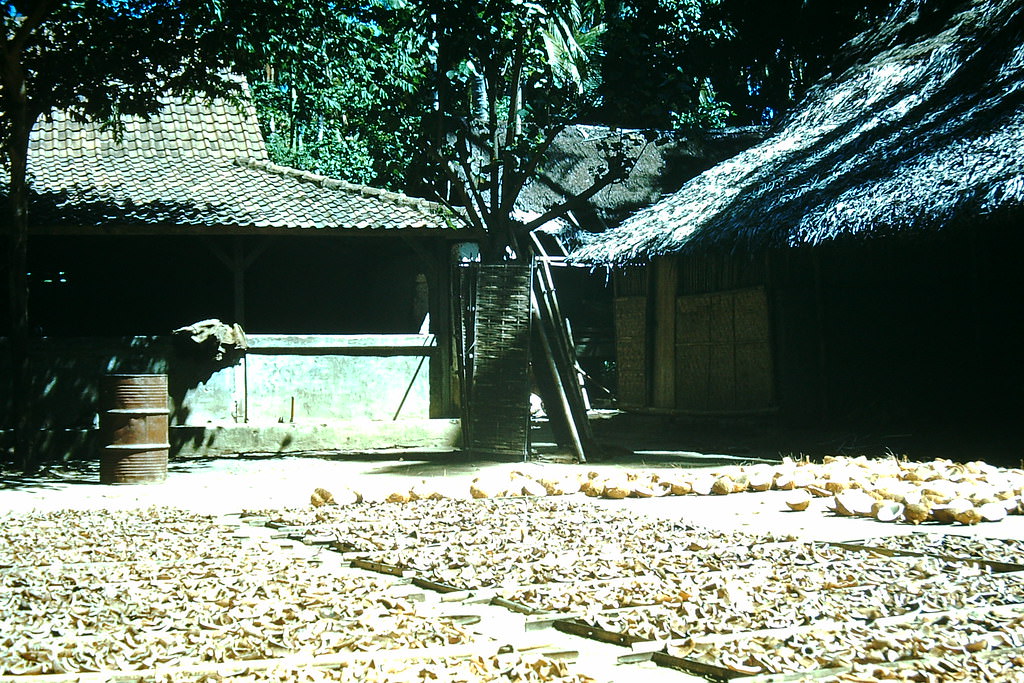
[1,334,459,460]
[180,335,435,424]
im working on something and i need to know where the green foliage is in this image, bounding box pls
[414,0,604,128]
[671,77,731,131]
[597,0,725,128]
[596,0,896,128]
[1,0,354,153]
[402,0,631,258]
[699,0,898,125]
[245,2,430,189]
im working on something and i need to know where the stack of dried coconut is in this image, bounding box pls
[310,455,1024,526]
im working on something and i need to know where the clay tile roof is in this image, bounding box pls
[22,93,465,234]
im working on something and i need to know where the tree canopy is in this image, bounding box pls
[246,0,899,194]
[245,1,430,188]
[595,0,897,129]
[394,0,631,259]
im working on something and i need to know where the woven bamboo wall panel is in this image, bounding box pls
[614,266,650,297]
[734,287,771,343]
[468,265,532,457]
[677,252,767,295]
[614,297,648,407]
[675,344,709,411]
[706,344,736,410]
[675,295,711,344]
[707,292,735,343]
[675,287,773,412]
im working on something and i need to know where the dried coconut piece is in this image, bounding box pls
[806,483,832,498]
[689,475,714,496]
[410,481,443,501]
[651,480,673,497]
[977,502,1007,523]
[519,479,548,497]
[385,491,412,504]
[310,488,334,507]
[470,480,501,499]
[825,479,851,494]
[631,484,655,498]
[786,489,812,511]
[952,505,983,525]
[603,484,631,499]
[871,500,904,522]
[539,477,578,496]
[711,476,736,496]
[747,467,774,492]
[774,471,796,490]
[904,502,932,525]
[790,469,816,489]
[669,479,693,495]
[931,498,972,524]
[832,490,875,517]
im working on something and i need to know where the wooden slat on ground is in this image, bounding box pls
[0,641,541,683]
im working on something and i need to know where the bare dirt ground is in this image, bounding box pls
[2,451,1023,542]
[1,410,1020,537]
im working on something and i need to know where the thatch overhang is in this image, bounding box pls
[571,0,1024,266]
[10,96,472,238]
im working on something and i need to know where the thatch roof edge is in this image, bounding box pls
[571,0,1024,266]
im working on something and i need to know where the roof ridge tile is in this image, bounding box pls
[234,158,447,216]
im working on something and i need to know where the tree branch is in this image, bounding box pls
[520,143,645,233]
[451,128,492,226]
[4,0,59,57]
[428,147,487,233]
[500,121,569,216]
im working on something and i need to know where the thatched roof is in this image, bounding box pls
[572,0,1024,265]
[517,124,762,232]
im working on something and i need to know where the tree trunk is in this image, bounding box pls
[3,54,36,472]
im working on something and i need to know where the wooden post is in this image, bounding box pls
[812,249,830,424]
[765,250,781,412]
[202,237,271,425]
[427,242,454,418]
[232,239,246,326]
[202,237,272,327]
[403,237,456,419]
[652,257,678,409]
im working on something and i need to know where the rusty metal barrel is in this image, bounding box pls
[100,374,169,484]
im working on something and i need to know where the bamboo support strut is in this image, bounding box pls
[529,232,592,462]
[532,297,586,463]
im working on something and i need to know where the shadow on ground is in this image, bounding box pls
[2,411,1019,493]
[584,411,1023,469]
[0,459,104,492]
